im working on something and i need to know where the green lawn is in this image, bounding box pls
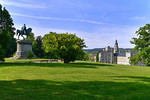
[4,58,50,62]
[0,61,150,100]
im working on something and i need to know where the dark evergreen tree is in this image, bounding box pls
[5,38,17,57]
[0,4,15,60]
[96,51,99,62]
[33,36,45,58]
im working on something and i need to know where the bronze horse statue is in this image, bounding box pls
[16,28,32,40]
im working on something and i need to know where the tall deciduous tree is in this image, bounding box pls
[130,24,150,66]
[0,4,15,60]
[43,32,86,63]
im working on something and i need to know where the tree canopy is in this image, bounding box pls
[130,24,150,66]
[43,32,86,63]
[0,4,15,60]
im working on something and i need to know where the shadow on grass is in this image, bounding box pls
[0,79,150,100]
[0,62,113,68]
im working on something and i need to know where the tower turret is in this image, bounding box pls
[113,39,119,64]
[114,39,118,53]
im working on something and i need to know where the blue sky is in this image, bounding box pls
[1,0,150,49]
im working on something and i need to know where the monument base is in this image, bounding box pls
[13,40,34,59]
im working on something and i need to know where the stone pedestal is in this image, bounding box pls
[13,40,34,59]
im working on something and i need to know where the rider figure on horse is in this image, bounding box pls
[16,24,32,40]
[22,24,27,35]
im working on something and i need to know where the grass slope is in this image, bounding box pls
[0,62,150,100]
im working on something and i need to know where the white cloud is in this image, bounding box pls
[11,12,110,25]
[0,0,47,8]
[130,16,146,20]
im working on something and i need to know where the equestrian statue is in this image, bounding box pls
[16,24,32,40]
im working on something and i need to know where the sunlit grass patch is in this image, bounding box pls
[0,61,150,100]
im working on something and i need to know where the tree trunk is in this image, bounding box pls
[64,58,70,63]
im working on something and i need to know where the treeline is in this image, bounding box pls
[27,32,89,63]
[26,33,56,59]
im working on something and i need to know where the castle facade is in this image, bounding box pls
[98,40,118,64]
[96,40,144,66]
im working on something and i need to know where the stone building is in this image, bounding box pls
[96,40,144,66]
[117,51,144,66]
[99,46,114,63]
[98,40,118,64]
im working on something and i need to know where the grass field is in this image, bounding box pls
[1,61,150,100]
[4,58,50,62]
